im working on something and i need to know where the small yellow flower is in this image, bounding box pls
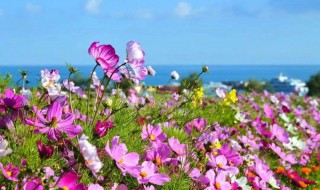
[192,87,204,107]
[223,89,238,106]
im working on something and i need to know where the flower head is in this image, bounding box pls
[88,42,119,70]
[0,163,20,182]
[25,101,83,141]
[79,134,103,173]
[37,140,54,159]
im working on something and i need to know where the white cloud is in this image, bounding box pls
[175,2,192,17]
[134,10,153,19]
[85,0,102,14]
[25,3,41,14]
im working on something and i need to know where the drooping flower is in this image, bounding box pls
[131,161,170,185]
[94,120,114,137]
[37,140,54,159]
[141,124,167,142]
[88,42,119,70]
[78,134,103,173]
[0,163,20,182]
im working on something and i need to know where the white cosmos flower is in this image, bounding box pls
[280,113,290,123]
[78,134,103,173]
[0,139,12,158]
[230,176,251,190]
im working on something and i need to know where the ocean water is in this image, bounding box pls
[0,65,319,87]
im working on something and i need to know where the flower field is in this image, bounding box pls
[0,41,319,190]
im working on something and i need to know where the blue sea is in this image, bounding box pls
[0,65,319,87]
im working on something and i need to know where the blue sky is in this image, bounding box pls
[0,0,320,66]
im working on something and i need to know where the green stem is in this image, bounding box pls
[90,62,126,126]
[86,63,99,125]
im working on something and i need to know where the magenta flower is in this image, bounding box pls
[0,163,20,182]
[88,184,104,190]
[168,137,186,156]
[88,41,119,70]
[199,169,231,190]
[141,124,167,142]
[0,88,26,120]
[131,161,170,185]
[25,102,83,141]
[105,136,140,175]
[23,178,44,190]
[263,104,274,119]
[58,172,86,190]
[37,140,54,159]
[94,120,114,137]
[185,117,207,135]
[208,155,239,175]
[270,124,290,143]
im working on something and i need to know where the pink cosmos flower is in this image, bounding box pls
[58,172,86,190]
[263,104,274,119]
[208,155,239,175]
[145,144,171,167]
[105,136,140,175]
[25,102,83,141]
[0,163,20,182]
[88,184,104,190]
[270,124,290,143]
[168,137,186,156]
[131,161,170,185]
[141,124,167,142]
[88,42,119,70]
[199,169,231,190]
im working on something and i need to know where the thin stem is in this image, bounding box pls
[86,63,99,125]
[68,73,73,112]
[90,62,126,126]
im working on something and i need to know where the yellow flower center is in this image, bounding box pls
[150,134,156,141]
[51,116,58,128]
[61,186,69,190]
[86,160,92,165]
[215,182,221,189]
[217,163,223,168]
[155,157,161,165]
[212,151,218,156]
[140,171,147,178]
[119,158,124,164]
[6,171,12,177]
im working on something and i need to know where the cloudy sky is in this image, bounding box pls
[0,0,320,66]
